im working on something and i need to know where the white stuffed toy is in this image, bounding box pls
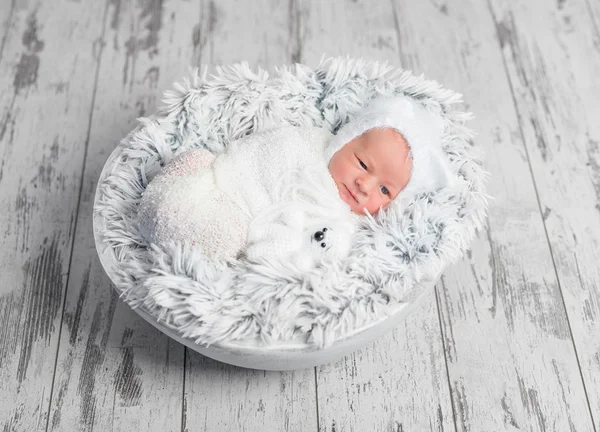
[244,166,358,271]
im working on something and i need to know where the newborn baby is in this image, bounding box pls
[328,127,412,214]
[138,95,454,264]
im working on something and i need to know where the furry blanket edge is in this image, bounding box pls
[93,57,489,348]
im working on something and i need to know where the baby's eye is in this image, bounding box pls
[380,185,390,195]
[359,160,367,170]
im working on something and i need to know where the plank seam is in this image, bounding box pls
[389,0,406,65]
[288,0,302,63]
[181,347,187,432]
[43,1,112,431]
[583,0,600,42]
[314,367,321,432]
[435,282,459,432]
[484,1,598,430]
[0,0,16,65]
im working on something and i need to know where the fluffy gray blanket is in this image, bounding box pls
[93,57,488,348]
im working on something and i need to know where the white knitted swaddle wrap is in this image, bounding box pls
[138,150,250,260]
[138,127,339,260]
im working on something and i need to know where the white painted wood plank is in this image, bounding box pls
[315,298,453,432]
[385,0,596,430]
[301,2,455,431]
[0,1,106,430]
[186,352,317,432]
[299,1,400,64]
[488,0,600,427]
[191,0,294,69]
[182,2,317,431]
[47,0,201,430]
[0,0,16,64]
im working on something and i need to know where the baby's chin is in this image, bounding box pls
[351,200,385,215]
[343,196,377,215]
[355,206,382,215]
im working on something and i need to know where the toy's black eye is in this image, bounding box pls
[323,228,328,232]
[321,243,326,248]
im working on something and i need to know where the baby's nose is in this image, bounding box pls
[357,175,376,194]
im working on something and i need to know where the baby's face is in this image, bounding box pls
[328,128,412,214]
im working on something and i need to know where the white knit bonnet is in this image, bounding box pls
[325,95,455,204]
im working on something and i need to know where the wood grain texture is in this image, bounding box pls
[182,2,317,431]
[185,352,317,432]
[1,1,598,431]
[191,0,295,69]
[0,0,16,64]
[0,1,105,430]
[299,0,398,63]
[387,0,596,430]
[301,2,455,431]
[315,298,454,432]
[46,0,200,430]
[488,0,600,427]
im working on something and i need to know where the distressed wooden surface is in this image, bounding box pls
[185,352,317,432]
[0,1,106,431]
[387,0,597,430]
[315,298,454,432]
[301,2,454,431]
[1,0,599,431]
[191,0,294,68]
[488,0,600,427]
[45,1,195,430]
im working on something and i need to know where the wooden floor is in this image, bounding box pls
[1,0,599,430]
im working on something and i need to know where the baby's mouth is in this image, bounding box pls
[343,184,358,203]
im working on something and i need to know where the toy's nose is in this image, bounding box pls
[314,231,325,241]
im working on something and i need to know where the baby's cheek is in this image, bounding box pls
[362,202,379,215]
[366,197,390,214]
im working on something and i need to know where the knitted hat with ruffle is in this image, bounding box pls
[324,95,455,203]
